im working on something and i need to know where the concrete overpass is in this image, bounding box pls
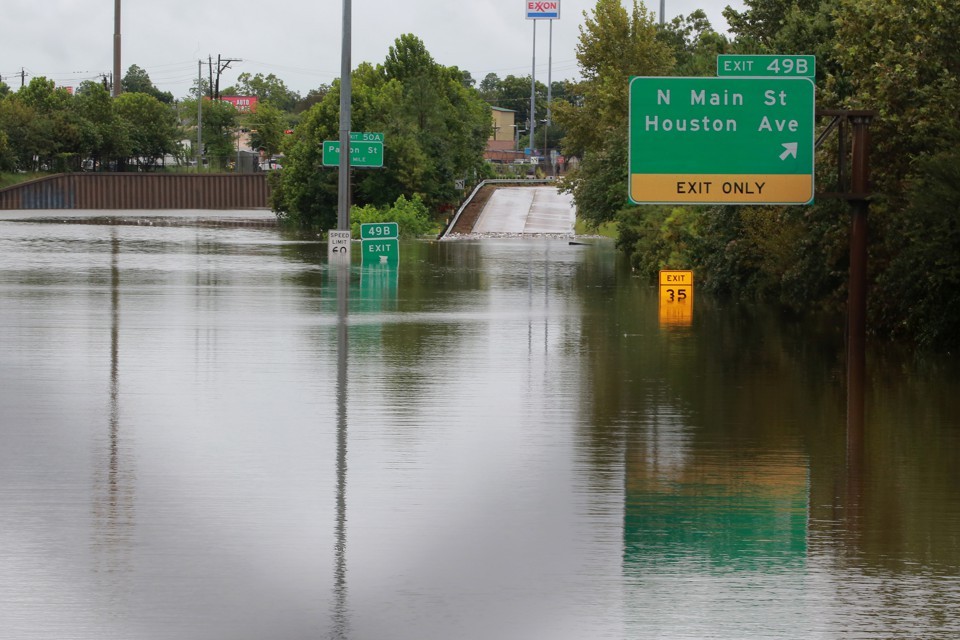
[442,181,576,238]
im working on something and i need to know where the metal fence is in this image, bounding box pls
[0,173,271,210]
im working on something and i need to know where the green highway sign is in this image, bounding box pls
[718,55,816,78]
[628,76,815,205]
[322,132,384,168]
[361,238,399,266]
[359,222,399,240]
[360,221,399,266]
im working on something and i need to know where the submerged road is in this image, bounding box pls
[472,186,575,235]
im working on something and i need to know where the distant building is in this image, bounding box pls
[486,106,523,163]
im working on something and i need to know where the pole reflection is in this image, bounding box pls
[331,259,350,639]
[93,231,136,575]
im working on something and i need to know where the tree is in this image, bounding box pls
[179,95,239,168]
[294,84,331,113]
[121,64,174,103]
[73,80,131,169]
[230,72,300,111]
[656,10,730,76]
[552,0,674,225]
[246,101,286,156]
[272,35,491,228]
[114,92,179,166]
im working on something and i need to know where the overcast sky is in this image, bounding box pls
[3,1,743,100]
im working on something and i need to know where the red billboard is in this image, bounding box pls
[220,95,259,113]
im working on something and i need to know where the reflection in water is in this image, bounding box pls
[624,439,809,571]
[2,226,959,639]
[92,233,136,576]
[332,260,350,639]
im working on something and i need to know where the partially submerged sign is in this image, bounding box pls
[328,229,351,262]
[360,222,399,267]
[658,269,694,327]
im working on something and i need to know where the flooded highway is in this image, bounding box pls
[1,218,959,639]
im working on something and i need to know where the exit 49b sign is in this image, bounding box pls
[629,76,815,205]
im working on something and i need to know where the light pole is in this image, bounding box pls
[113,0,122,97]
[337,0,353,231]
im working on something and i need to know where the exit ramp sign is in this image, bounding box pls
[629,76,815,205]
[717,55,816,78]
[360,222,399,266]
[323,132,384,168]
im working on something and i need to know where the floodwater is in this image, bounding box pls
[1,218,959,639]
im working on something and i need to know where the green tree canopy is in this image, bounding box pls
[121,64,174,103]
[228,72,300,111]
[272,34,491,229]
[114,92,179,164]
[552,0,673,226]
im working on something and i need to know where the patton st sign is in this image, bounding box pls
[628,76,815,205]
[323,132,384,168]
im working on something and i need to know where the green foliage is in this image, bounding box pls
[616,206,697,280]
[181,97,239,161]
[230,72,300,111]
[350,194,437,238]
[656,10,731,76]
[568,0,960,348]
[114,92,178,163]
[274,34,491,229]
[872,151,960,350]
[0,74,182,172]
[246,102,286,155]
[121,65,174,104]
[554,0,673,225]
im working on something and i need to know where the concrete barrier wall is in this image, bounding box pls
[0,173,271,210]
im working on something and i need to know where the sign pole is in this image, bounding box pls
[529,20,536,159]
[545,19,552,174]
[337,0,352,231]
[846,114,872,434]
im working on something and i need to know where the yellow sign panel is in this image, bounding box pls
[632,174,813,204]
[659,270,694,326]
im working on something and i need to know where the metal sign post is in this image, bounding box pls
[337,0,352,231]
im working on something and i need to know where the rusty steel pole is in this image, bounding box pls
[846,114,872,435]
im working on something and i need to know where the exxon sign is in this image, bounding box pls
[526,0,560,19]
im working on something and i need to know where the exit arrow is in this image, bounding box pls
[779,142,798,160]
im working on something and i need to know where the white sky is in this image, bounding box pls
[2,1,743,100]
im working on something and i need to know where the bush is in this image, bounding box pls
[349,193,438,238]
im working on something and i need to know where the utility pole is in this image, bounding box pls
[113,0,122,96]
[208,56,214,99]
[529,21,536,160]
[214,55,241,101]
[21,68,26,88]
[197,60,203,174]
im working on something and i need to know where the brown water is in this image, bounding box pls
[1,220,958,639]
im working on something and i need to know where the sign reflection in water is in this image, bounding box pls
[1,222,959,639]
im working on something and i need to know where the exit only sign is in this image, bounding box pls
[629,76,815,205]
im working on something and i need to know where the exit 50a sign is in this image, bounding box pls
[629,76,815,205]
[322,132,384,168]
